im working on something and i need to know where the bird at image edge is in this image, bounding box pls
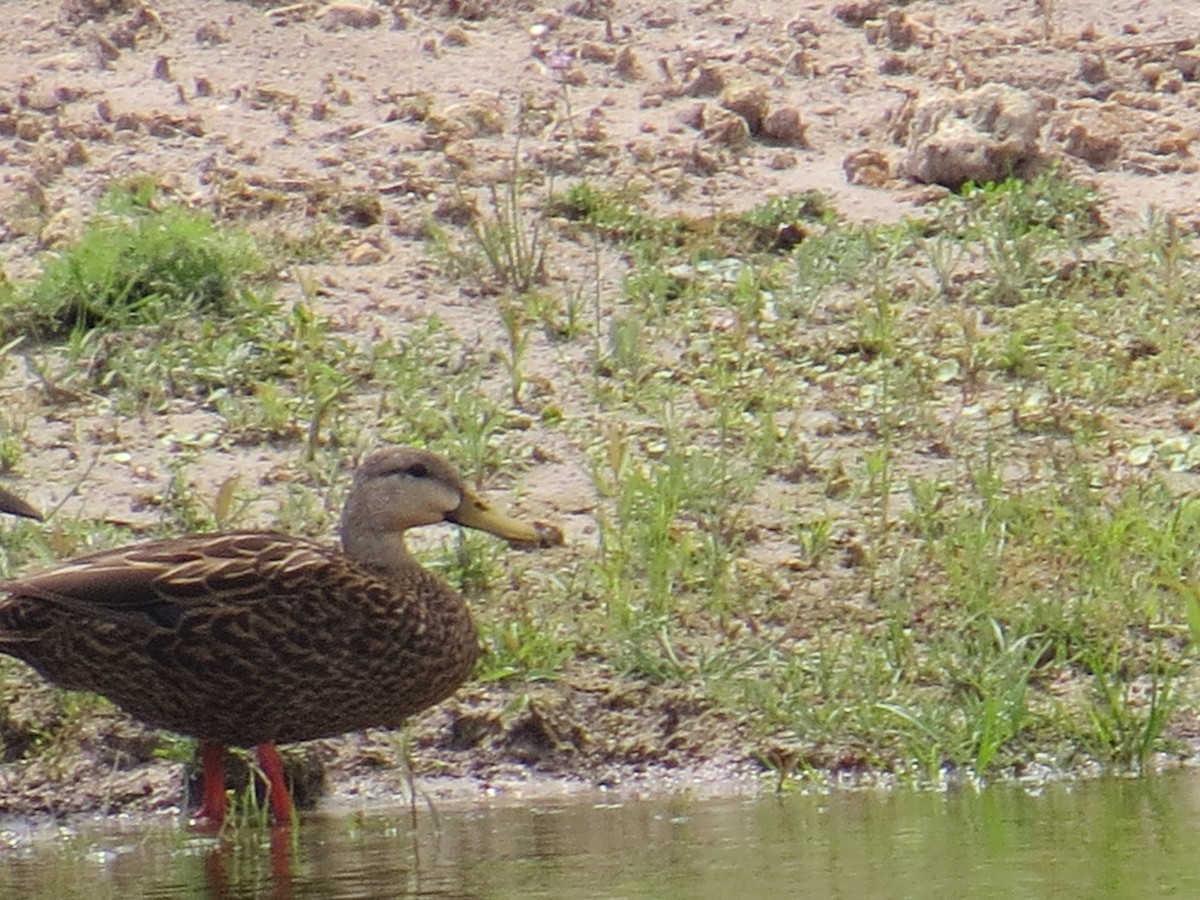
[0,447,563,826]
[0,486,42,521]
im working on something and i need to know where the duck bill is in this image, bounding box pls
[450,491,562,547]
[0,487,43,521]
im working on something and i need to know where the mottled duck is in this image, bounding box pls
[0,447,562,825]
[0,486,42,521]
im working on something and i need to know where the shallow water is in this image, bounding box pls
[2,773,1198,898]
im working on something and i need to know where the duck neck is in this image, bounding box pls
[339,525,415,579]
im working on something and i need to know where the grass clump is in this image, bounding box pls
[549,182,686,248]
[550,183,834,261]
[427,164,549,295]
[2,180,265,339]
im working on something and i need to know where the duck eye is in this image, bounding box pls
[378,460,431,480]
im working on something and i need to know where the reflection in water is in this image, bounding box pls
[201,825,295,899]
[3,774,1200,898]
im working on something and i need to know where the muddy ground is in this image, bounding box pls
[1,0,1200,820]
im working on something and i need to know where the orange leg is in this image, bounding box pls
[194,741,228,827]
[256,743,295,825]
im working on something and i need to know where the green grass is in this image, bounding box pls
[531,169,1200,782]
[6,167,1200,796]
[1,180,266,339]
[428,163,549,295]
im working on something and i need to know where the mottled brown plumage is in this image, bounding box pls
[0,447,562,823]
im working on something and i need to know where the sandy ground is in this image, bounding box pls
[3,0,1200,819]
